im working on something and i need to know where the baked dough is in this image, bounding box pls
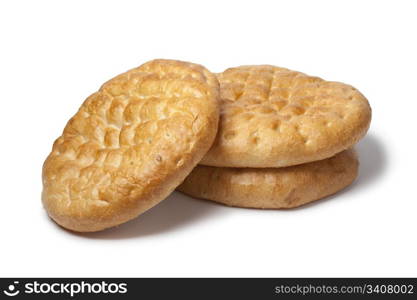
[201,65,371,167]
[42,59,220,232]
[178,149,358,208]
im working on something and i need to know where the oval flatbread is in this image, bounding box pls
[42,59,220,232]
[201,65,371,167]
[178,149,358,209]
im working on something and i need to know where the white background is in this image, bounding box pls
[0,0,416,277]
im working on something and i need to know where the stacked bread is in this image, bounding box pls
[42,60,371,232]
[177,65,371,209]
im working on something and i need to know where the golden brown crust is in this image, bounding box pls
[178,149,358,209]
[200,65,371,167]
[42,59,220,232]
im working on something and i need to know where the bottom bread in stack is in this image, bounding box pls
[177,149,358,208]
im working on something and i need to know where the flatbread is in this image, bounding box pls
[42,59,220,232]
[201,65,371,167]
[179,149,358,208]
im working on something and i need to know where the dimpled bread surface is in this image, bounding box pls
[42,59,220,232]
[178,149,358,209]
[201,65,371,168]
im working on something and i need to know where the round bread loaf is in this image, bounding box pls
[178,149,358,209]
[42,59,220,232]
[201,65,371,167]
